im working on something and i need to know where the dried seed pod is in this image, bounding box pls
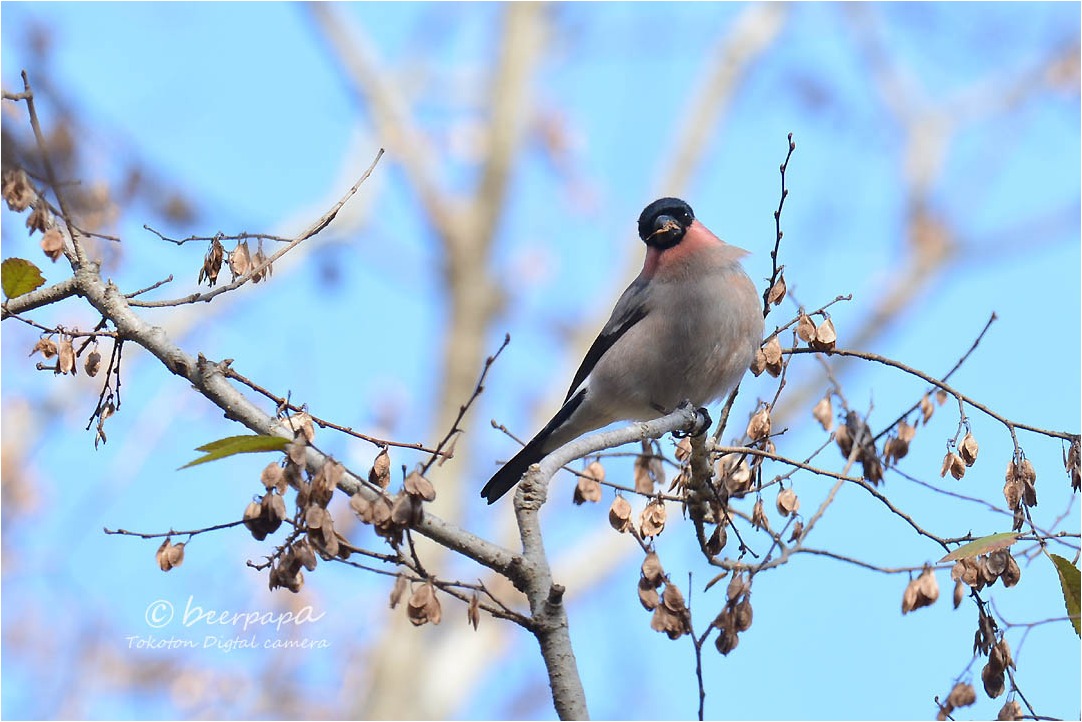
[40,228,64,262]
[58,337,76,375]
[714,627,739,655]
[997,699,1022,720]
[639,499,667,537]
[883,436,909,466]
[733,597,753,632]
[796,312,816,343]
[608,496,632,533]
[251,243,272,283]
[719,454,753,498]
[949,453,966,480]
[788,520,804,543]
[391,491,420,526]
[389,575,408,609]
[1001,554,1021,588]
[228,240,252,279]
[1003,474,1022,511]
[762,335,783,378]
[467,592,481,630]
[293,538,318,571]
[286,437,307,466]
[812,394,833,431]
[935,389,949,406]
[991,637,1015,671]
[1066,437,1080,492]
[750,346,768,377]
[26,205,51,235]
[775,486,800,516]
[573,473,602,505]
[633,452,658,495]
[369,448,391,489]
[661,582,687,614]
[266,493,287,523]
[981,662,1006,698]
[1019,459,1037,507]
[2,168,33,211]
[406,581,442,626]
[156,538,185,572]
[901,567,939,614]
[83,348,102,377]
[641,552,665,587]
[706,524,727,557]
[766,272,786,306]
[310,465,335,509]
[649,597,690,640]
[810,317,836,352]
[649,604,678,639]
[30,338,59,359]
[959,432,979,467]
[985,549,1009,577]
[751,498,768,531]
[834,423,852,459]
[638,576,660,611]
[404,469,437,502]
[746,405,771,441]
[953,579,965,609]
[946,682,976,709]
[919,394,935,425]
[726,572,749,602]
[199,238,225,286]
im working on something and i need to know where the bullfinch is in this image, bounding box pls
[481,197,764,504]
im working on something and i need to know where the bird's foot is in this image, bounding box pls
[673,403,711,438]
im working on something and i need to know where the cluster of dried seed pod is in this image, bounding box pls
[197,237,273,287]
[3,167,68,262]
[238,426,439,594]
[981,636,1015,699]
[1066,438,1080,492]
[835,410,883,484]
[1003,455,1037,531]
[156,537,185,572]
[936,682,976,720]
[713,572,753,655]
[941,431,980,480]
[350,462,435,547]
[29,334,104,377]
[797,310,837,352]
[269,537,319,593]
[883,420,915,466]
[950,549,1021,593]
[638,552,690,640]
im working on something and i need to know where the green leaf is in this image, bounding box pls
[1049,553,1081,637]
[1,257,46,299]
[179,434,290,469]
[938,532,1020,563]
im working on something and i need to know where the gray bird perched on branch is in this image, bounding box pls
[481,197,764,504]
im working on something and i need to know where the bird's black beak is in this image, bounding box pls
[646,214,684,248]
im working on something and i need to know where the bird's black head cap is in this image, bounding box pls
[638,197,695,249]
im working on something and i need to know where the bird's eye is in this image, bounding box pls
[682,211,693,223]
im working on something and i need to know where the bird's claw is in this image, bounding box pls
[673,403,711,438]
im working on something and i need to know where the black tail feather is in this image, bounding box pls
[482,388,588,504]
[480,436,547,504]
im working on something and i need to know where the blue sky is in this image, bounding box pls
[2,2,1079,720]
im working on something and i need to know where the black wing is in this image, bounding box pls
[564,278,650,402]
